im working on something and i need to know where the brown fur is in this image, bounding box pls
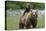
[19,11,32,29]
[19,10,38,29]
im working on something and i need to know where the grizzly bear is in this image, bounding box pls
[19,4,38,29]
[19,9,38,29]
[19,11,32,29]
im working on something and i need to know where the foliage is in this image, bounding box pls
[6,1,45,10]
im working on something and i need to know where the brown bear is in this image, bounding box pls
[19,4,38,29]
[19,11,32,29]
[19,9,38,29]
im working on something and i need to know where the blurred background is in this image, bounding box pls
[5,1,45,30]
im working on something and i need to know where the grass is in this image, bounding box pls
[6,15,45,30]
[6,15,20,30]
[37,15,45,28]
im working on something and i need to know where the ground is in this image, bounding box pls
[6,14,45,30]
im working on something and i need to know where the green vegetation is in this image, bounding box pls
[6,15,20,30]
[5,1,45,30]
[37,15,45,28]
[5,1,45,10]
[6,14,45,30]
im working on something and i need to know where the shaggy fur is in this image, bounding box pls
[19,10,38,29]
[19,11,32,29]
[19,6,38,29]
